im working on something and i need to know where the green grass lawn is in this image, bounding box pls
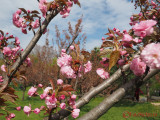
[0,87,160,120]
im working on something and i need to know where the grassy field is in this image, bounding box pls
[0,87,160,120]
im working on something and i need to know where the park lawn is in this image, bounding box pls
[0,88,160,120]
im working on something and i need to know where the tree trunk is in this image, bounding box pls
[146,82,150,102]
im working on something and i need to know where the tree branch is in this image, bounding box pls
[0,9,59,93]
[78,69,160,120]
[46,64,130,120]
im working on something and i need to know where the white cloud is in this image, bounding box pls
[0,0,139,51]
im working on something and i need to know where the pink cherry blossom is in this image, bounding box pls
[45,96,57,110]
[101,37,105,41]
[15,37,20,45]
[96,68,109,79]
[70,45,74,50]
[57,53,72,67]
[100,58,109,67]
[60,65,76,78]
[118,59,125,66]
[133,38,142,43]
[25,57,31,66]
[12,13,22,28]
[57,79,63,85]
[1,65,6,72]
[122,34,133,42]
[61,49,66,53]
[120,50,127,56]
[3,47,12,56]
[130,58,146,76]
[84,61,92,73]
[40,106,45,110]
[60,95,65,100]
[140,43,160,69]
[0,76,3,82]
[31,19,39,29]
[38,84,43,88]
[72,109,80,118]
[21,28,27,34]
[60,103,66,109]
[5,116,11,120]
[16,106,21,111]
[39,0,47,18]
[71,94,76,100]
[28,87,37,97]
[133,20,157,37]
[9,113,15,118]
[33,108,40,114]
[23,106,31,116]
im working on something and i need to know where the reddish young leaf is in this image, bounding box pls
[58,91,70,96]
[101,41,115,48]
[48,78,55,90]
[19,8,27,14]
[109,50,120,70]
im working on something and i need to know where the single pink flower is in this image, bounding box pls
[15,37,20,45]
[1,65,6,72]
[84,61,92,73]
[38,84,43,88]
[101,37,105,41]
[3,47,12,56]
[0,76,3,82]
[100,58,109,67]
[96,68,109,79]
[33,108,40,114]
[60,65,76,78]
[45,96,57,110]
[57,53,72,67]
[133,20,157,37]
[140,43,160,69]
[39,0,47,18]
[60,103,66,109]
[23,106,31,116]
[31,19,39,29]
[16,106,21,111]
[60,95,65,100]
[57,79,63,85]
[28,87,37,97]
[118,59,125,66]
[70,45,74,50]
[122,34,133,42]
[71,94,76,100]
[9,113,15,118]
[130,58,146,76]
[72,109,80,118]
[120,50,127,56]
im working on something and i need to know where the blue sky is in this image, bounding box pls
[0,0,139,51]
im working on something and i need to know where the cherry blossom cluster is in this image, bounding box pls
[97,17,158,78]
[57,48,92,79]
[13,9,40,34]
[39,0,79,18]
[17,79,80,119]
[0,32,31,75]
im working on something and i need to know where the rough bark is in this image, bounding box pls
[78,69,160,120]
[0,9,59,93]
